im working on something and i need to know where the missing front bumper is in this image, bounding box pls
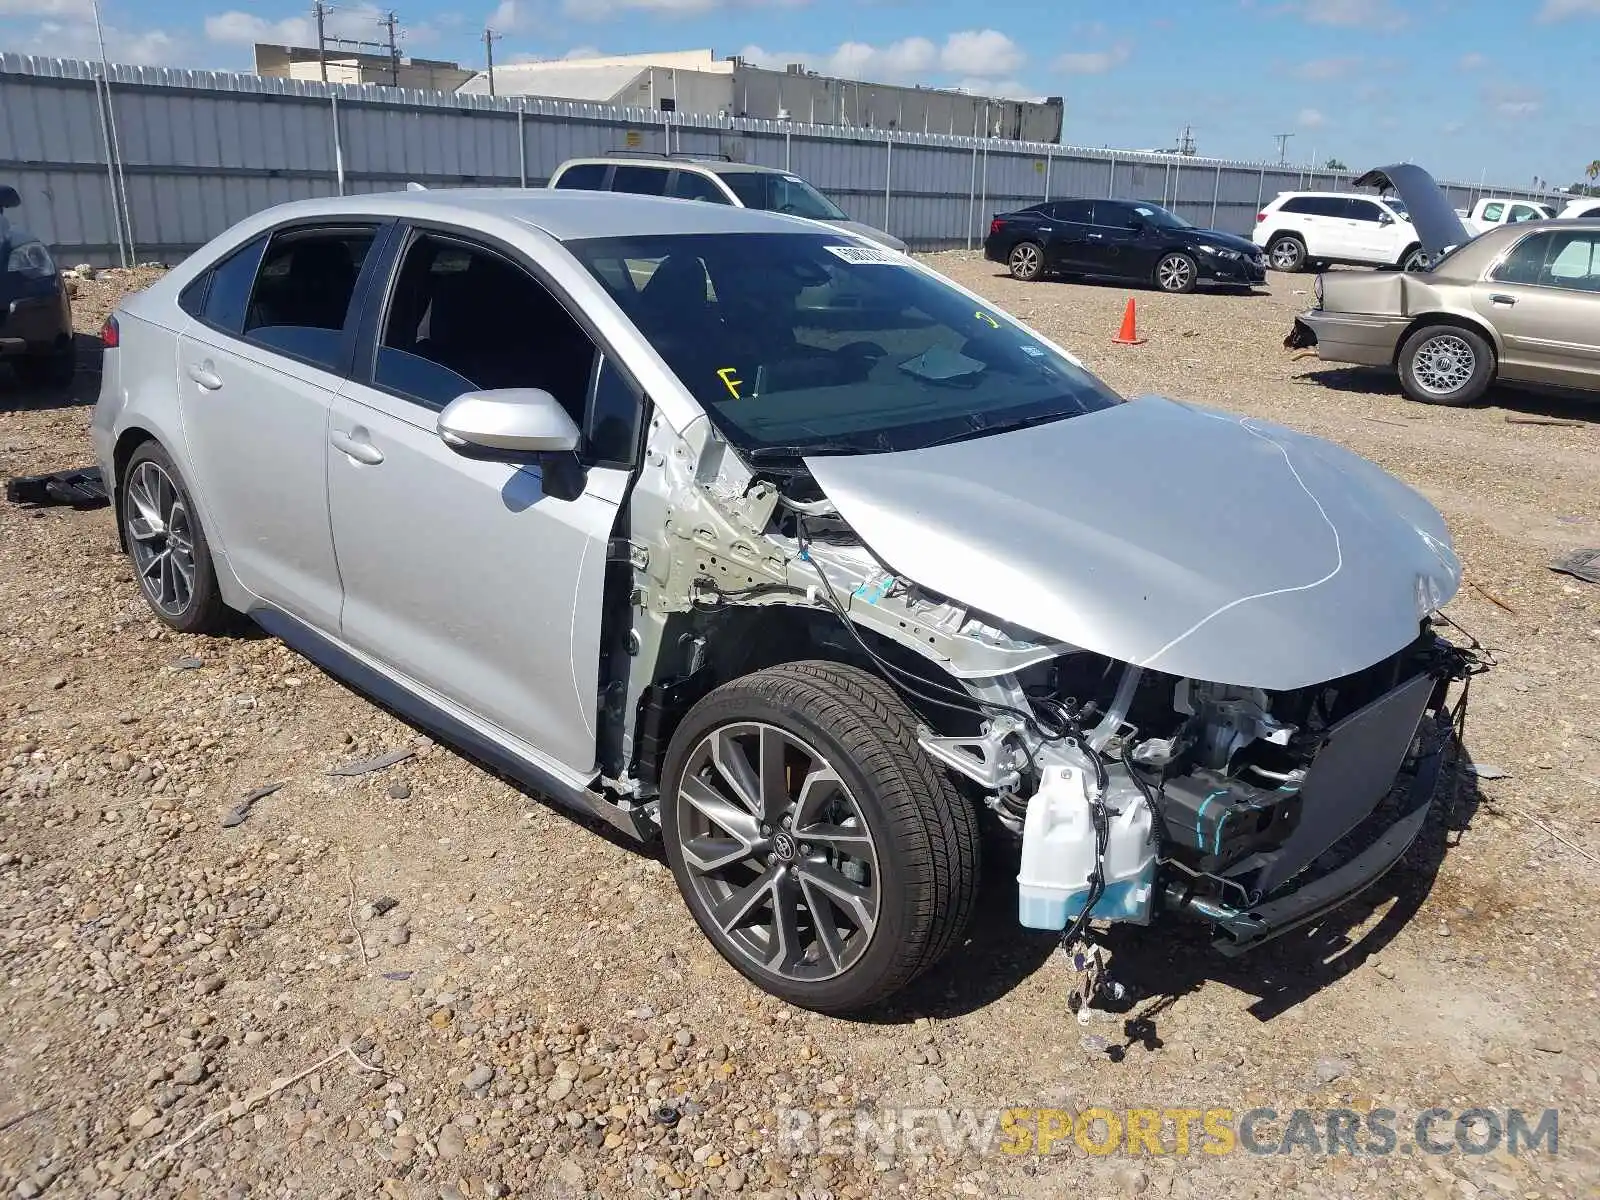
[1164,709,1448,956]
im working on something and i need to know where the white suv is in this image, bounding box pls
[1253,191,1426,273]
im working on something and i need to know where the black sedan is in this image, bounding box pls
[1,184,75,390]
[983,198,1267,293]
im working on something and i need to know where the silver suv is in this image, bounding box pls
[93,187,1472,1013]
[550,154,907,253]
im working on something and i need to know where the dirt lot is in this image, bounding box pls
[2,258,1597,1200]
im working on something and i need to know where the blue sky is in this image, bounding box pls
[4,0,1596,188]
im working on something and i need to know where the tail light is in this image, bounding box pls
[1256,211,1267,222]
[100,315,119,349]
[990,218,1003,235]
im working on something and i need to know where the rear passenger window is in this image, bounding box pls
[670,171,730,203]
[554,163,607,190]
[242,226,376,371]
[611,166,669,196]
[1051,201,1092,223]
[197,234,269,334]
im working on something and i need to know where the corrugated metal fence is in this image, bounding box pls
[1,53,1566,266]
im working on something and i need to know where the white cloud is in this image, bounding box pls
[1053,43,1131,75]
[205,4,436,48]
[1457,51,1487,70]
[0,0,92,14]
[939,29,1023,77]
[1297,107,1328,128]
[741,31,1025,84]
[1480,82,1542,120]
[1292,55,1362,80]
[12,17,189,65]
[566,0,807,17]
[1293,0,1407,30]
[1538,0,1600,18]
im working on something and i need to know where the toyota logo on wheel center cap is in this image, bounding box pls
[772,831,799,862]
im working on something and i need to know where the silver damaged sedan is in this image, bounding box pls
[93,189,1476,1013]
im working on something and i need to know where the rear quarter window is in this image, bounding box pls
[554,163,608,190]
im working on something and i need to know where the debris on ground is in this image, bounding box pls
[219,781,287,828]
[1549,547,1600,586]
[327,747,416,776]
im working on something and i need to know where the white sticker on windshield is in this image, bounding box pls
[1019,344,1045,357]
[823,244,906,265]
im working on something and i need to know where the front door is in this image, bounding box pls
[1474,227,1600,387]
[175,222,382,631]
[1343,198,1396,263]
[327,228,644,774]
[1077,201,1156,282]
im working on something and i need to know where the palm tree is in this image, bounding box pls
[1589,160,1600,181]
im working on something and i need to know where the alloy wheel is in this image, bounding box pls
[1271,239,1303,270]
[124,460,196,618]
[1412,333,1475,396]
[1157,254,1194,292]
[1009,243,1042,280]
[673,722,881,984]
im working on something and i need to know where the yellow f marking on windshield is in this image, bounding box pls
[974,310,1000,329]
[716,367,743,399]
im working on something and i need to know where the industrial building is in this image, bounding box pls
[253,43,474,92]
[457,48,1064,143]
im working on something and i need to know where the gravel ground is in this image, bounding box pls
[1,258,1597,1200]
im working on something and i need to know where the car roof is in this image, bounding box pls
[557,156,788,177]
[220,187,841,243]
[1275,191,1397,199]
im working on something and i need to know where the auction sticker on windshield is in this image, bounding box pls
[823,244,907,265]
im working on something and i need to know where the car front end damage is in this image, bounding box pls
[608,396,1480,958]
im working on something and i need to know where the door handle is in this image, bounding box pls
[330,429,384,466]
[1086,232,1104,239]
[1489,294,1517,306]
[186,363,222,391]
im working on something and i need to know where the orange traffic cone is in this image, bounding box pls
[1113,297,1146,345]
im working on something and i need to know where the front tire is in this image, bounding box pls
[1399,245,1429,272]
[1268,234,1307,272]
[1007,241,1045,282]
[1154,251,1198,294]
[119,441,231,634]
[1397,324,1494,406]
[660,661,980,1014]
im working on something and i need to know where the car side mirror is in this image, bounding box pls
[438,388,587,500]
[1128,218,1148,232]
[1378,213,1394,225]
[0,185,20,210]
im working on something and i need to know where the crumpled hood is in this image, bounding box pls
[804,396,1461,691]
[1180,227,1259,255]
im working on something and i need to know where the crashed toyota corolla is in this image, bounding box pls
[93,190,1476,1015]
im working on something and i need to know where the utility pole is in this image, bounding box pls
[378,9,400,87]
[1177,124,1195,156]
[313,0,328,82]
[1273,132,1293,165]
[483,27,501,96]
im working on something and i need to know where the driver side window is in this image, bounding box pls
[374,233,644,463]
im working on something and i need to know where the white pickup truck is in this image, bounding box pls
[1456,197,1557,236]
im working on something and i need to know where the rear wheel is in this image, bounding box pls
[660,661,980,1014]
[1398,324,1494,406]
[1007,241,1045,282]
[1268,234,1307,272]
[119,441,231,634]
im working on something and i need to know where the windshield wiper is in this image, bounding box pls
[745,440,887,463]
[917,409,1078,450]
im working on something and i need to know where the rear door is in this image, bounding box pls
[175,221,388,631]
[1475,228,1600,387]
[1041,200,1094,271]
[326,226,645,773]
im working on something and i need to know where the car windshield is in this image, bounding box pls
[1131,204,1190,229]
[721,172,849,221]
[570,232,1122,457]
[1385,198,1410,219]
